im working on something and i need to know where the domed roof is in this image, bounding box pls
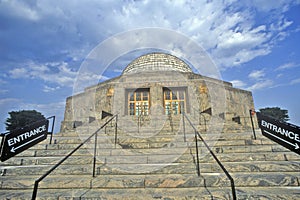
[122,52,192,74]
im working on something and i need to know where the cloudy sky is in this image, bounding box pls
[0,0,299,133]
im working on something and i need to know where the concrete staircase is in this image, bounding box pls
[0,115,300,199]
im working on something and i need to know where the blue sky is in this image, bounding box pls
[0,0,299,133]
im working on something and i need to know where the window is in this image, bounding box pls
[127,89,150,116]
[163,88,186,115]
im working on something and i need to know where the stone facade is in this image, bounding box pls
[61,52,256,132]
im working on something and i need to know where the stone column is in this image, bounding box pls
[150,84,164,115]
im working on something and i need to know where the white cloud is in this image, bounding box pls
[230,80,247,88]
[270,16,293,32]
[0,98,21,107]
[290,78,300,85]
[8,61,77,87]
[2,0,297,70]
[248,70,265,80]
[275,62,300,71]
[246,68,276,91]
[246,79,273,91]
[0,0,40,21]
[9,68,30,79]
[43,85,61,93]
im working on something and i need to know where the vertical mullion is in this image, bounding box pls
[128,92,130,115]
[134,92,136,116]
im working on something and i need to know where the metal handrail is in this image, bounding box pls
[32,114,118,200]
[182,112,237,200]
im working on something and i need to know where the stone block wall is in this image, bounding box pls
[60,71,257,132]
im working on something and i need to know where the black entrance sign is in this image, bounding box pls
[257,112,300,155]
[0,119,49,162]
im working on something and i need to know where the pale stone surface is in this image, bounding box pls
[60,53,256,132]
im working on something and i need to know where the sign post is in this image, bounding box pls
[0,119,49,162]
[256,112,300,155]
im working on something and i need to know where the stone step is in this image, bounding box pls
[0,163,193,176]
[194,143,293,154]
[2,141,236,153]
[2,148,300,173]
[8,138,281,154]
[2,186,299,200]
[45,131,280,148]
[4,160,297,176]
[0,187,233,200]
[1,174,197,190]
[53,130,264,144]
[0,174,205,190]
[1,172,298,191]
[2,148,299,173]
[4,141,299,168]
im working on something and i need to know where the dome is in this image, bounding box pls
[122,52,193,74]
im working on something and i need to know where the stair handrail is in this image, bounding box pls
[182,112,237,200]
[32,114,118,200]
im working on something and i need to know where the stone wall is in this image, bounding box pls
[60,71,256,132]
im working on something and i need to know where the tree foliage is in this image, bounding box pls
[259,107,289,122]
[5,110,46,132]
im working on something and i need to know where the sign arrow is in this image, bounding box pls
[264,130,299,150]
[10,134,45,153]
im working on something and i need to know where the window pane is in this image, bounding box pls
[129,93,134,101]
[129,103,135,115]
[179,101,184,113]
[179,91,185,100]
[136,92,141,101]
[172,102,179,115]
[165,102,171,115]
[143,91,148,100]
[135,102,141,115]
[165,91,171,100]
[172,92,178,100]
[142,102,149,115]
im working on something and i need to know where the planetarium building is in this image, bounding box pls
[61,52,255,134]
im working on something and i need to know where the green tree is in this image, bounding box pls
[5,110,46,132]
[259,107,289,122]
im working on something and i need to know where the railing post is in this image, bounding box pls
[203,114,207,132]
[182,112,186,142]
[194,130,200,176]
[93,131,98,177]
[32,181,39,200]
[49,116,55,144]
[115,115,118,148]
[137,115,140,133]
[230,177,237,200]
[199,113,207,132]
[249,109,256,140]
